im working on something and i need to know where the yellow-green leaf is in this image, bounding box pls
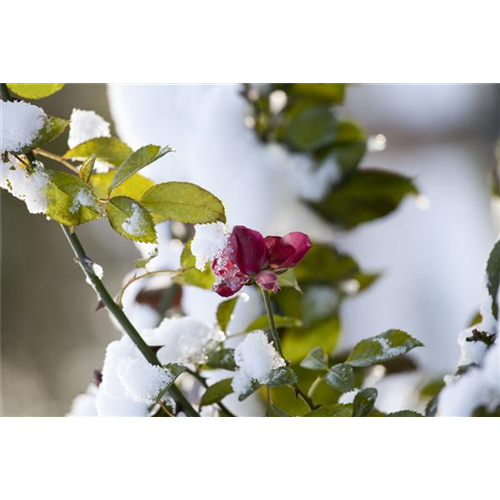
[105,196,157,243]
[141,182,226,224]
[90,172,154,200]
[79,156,96,184]
[173,239,214,289]
[7,83,65,100]
[108,144,173,194]
[64,137,132,167]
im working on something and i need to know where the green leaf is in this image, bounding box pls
[324,363,355,393]
[245,314,302,333]
[265,366,297,388]
[90,171,154,201]
[266,404,292,417]
[387,410,423,417]
[284,104,337,151]
[288,84,345,105]
[45,171,103,226]
[16,116,69,154]
[64,137,133,167]
[200,378,234,407]
[486,240,500,319]
[108,145,173,194]
[303,403,352,417]
[79,156,96,184]
[353,388,378,416]
[425,396,439,417]
[277,268,301,292]
[238,379,262,401]
[7,83,65,99]
[173,239,214,289]
[310,169,418,229]
[135,246,158,269]
[141,181,226,224]
[206,348,236,371]
[329,121,367,174]
[300,347,329,371]
[283,314,340,365]
[155,363,187,399]
[105,196,157,243]
[346,329,424,368]
[216,297,239,333]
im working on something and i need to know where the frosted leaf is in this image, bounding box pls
[122,202,148,237]
[191,222,229,270]
[68,109,111,173]
[143,317,224,366]
[231,330,285,396]
[69,187,99,214]
[0,100,47,153]
[1,157,49,214]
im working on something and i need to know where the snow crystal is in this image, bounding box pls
[68,109,111,173]
[269,144,341,202]
[1,157,49,214]
[142,317,224,365]
[69,187,97,214]
[122,203,147,237]
[232,330,285,396]
[191,222,229,270]
[1,100,47,153]
[118,357,174,404]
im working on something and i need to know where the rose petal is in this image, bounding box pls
[280,232,312,268]
[230,226,268,275]
[265,236,295,269]
[213,281,244,297]
[256,270,280,294]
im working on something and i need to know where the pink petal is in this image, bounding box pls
[280,232,312,268]
[213,281,244,297]
[256,270,280,294]
[230,226,268,275]
[265,236,295,269]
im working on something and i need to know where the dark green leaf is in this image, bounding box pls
[266,404,292,417]
[64,137,133,167]
[324,363,355,393]
[141,181,226,224]
[173,239,214,289]
[425,396,439,417]
[108,145,173,194]
[79,156,96,184]
[216,297,239,333]
[237,379,262,401]
[206,348,236,371]
[200,378,234,407]
[486,240,500,318]
[346,329,424,368]
[245,314,302,333]
[288,84,345,105]
[310,169,418,229]
[303,403,352,417]
[105,196,157,243]
[353,388,378,417]
[265,366,297,388]
[387,410,423,417]
[7,83,65,99]
[300,347,329,371]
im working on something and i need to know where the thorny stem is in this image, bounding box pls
[61,225,200,417]
[260,287,315,411]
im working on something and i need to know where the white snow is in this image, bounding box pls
[191,222,229,270]
[232,330,285,396]
[1,157,49,214]
[122,203,147,237]
[66,384,98,417]
[142,316,224,365]
[69,187,98,214]
[338,388,359,404]
[68,109,111,173]
[91,262,104,279]
[1,100,47,153]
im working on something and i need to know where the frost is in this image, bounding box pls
[191,222,229,270]
[122,203,147,237]
[142,317,224,365]
[1,100,47,153]
[69,187,97,214]
[232,330,285,396]
[374,337,408,359]
[68,109,111,173]
[1,157,49,214]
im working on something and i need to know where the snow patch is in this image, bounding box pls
[69,187,97,214]
[191,222,229,270]
[122,203,147,237]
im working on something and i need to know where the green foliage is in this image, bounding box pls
[79,156,96,184]
[237,379,262,401]
[287,83,346,105]
[266,404,292,417]
[45,171,103,227]
[353,388,378,416]
[16,116,69,154]
[265,366,297,387]
[141,181,226,224]
[486,240,500,318]
[324,363,355,393]
[90,171,154,201]
[216,297,239,333]
[304,403,353,417]
[108,145,173,194]
[300,347,329,371]
[105,196,157,243]
[64,137,133,167]
[173,240,214,289]
[7,83,65,99]
[206,348,236,371]
[244,314,302,333]
[311,169,418,229]
[200,378,234,406]
[387,410,424,417]
[346,329,424,368]
[277,268,301,292]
